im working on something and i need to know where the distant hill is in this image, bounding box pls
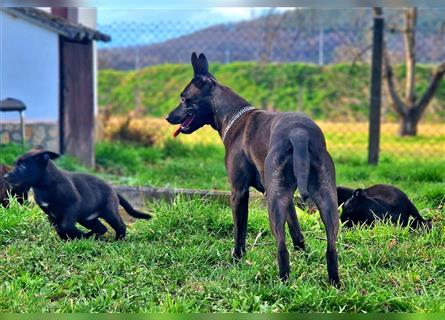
[98,8,445,70]
[98,62,445,122]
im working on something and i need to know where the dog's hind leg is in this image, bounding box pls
[266,187,293,281]
[264,149,296,281]
[80,218,108,238]
[287,208,305,251]
[308,152,340,286]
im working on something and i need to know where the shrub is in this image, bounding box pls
[99,113,169,147]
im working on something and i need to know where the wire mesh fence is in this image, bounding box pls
[97,8,445,163]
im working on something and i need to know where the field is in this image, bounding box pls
[0,120,444,312]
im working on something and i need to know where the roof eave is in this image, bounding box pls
[3,8,111,43]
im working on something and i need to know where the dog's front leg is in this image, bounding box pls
[230,188,249,260]
[57,206,86,240]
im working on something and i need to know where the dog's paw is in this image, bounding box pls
[279,271,290,283]
[299,191,310,203]
[293,241,306,252]
[232,249,244,262]
[330,277,341,288]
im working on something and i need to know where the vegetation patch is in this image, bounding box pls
[98,63,445,122]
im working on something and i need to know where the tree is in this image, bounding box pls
[383,8,445,136]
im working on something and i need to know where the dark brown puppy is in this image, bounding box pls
[0,163,29,207]
[4,149,152,240]
[166,53,339,285]
[338,184,430,229]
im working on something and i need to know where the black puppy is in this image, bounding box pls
[4,149,152,240]
[338,184,430,229]
[0,163,29,207]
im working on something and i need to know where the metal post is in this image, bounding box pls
[19,111,25,146]
[368,8,384,165]
[318,19,324,65]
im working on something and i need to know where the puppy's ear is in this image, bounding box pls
[353,189,364,198]
[34,150,60,163]
[42,151,60,161]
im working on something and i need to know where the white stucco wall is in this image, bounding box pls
[0,10,59,121]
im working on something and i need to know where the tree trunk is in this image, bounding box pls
[399,112,419,136]
[382,8,445,137]
[404,8,417,105]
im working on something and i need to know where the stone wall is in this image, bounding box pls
[0,121,59,152]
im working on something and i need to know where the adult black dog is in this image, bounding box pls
[4,148,152,240]
[166,53,339,285]
[0,163,29,207]
[338,184,430,229]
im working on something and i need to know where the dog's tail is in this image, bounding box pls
[117,193,152,220]
[290,130,310,202]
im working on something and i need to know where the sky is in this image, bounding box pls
[97,7,293,47]
[98,7,288,25]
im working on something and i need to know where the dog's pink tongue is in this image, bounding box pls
[173,125,182,138]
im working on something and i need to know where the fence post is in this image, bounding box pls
[318,19,324,65]
[368,7,384,165]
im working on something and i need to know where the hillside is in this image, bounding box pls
[98,62,445,122]
[98,8,445,70]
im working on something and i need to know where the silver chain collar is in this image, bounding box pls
[221,106,256,142]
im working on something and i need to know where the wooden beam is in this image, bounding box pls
[60,37,95,167]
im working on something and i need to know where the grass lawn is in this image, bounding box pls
[0,121,444,312]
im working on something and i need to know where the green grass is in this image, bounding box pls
[1,195,444,312]
[92,140,445,212]
[1,138,444,312]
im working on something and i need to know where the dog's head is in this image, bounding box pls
[343,189,365,211]
[340,188,366,222]
[166,52,217,136]
[3,148,60,189]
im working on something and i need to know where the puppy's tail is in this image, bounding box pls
[117,194,152,220]
[290,130,310,202]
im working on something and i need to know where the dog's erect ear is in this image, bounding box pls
[191,52,200,75]
[191,52,209,76]
[198,53,209,74]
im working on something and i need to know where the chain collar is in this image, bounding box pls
[221,106,255,142]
